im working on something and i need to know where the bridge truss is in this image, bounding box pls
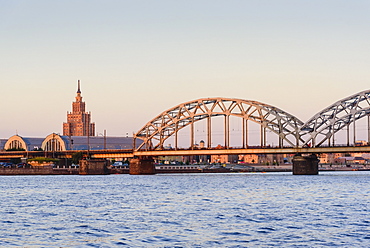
[134,98,304,150]
[300,90,370,147]
[135,90,370,150]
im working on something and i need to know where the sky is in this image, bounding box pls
[1,0,370,139]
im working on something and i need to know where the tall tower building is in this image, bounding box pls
[63,80,95,136]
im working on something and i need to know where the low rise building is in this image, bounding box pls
[337,156,367,165]
[1,133,142,152]
[4,135,44,151]
[42,133,141,151]
[238,154,259,164]
[318,153,328,164]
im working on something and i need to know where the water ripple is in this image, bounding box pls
[0,172,370,247]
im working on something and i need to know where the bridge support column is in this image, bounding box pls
[79,159,109,175]
[292,154,319,175]
[129,157,156,175]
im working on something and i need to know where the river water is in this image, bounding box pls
[0,171,369,247]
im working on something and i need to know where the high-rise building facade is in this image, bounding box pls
[63,81,95,136]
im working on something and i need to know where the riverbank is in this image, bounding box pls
[0,164,368,175]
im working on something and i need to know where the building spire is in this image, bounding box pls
[77,80,81,94]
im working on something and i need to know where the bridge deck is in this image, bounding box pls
[132,146,370,157]
[1,146,370,160]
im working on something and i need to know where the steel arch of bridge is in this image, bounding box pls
[134,98,304,150]
[300,89,370,147]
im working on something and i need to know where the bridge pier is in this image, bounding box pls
[129,157,156,175]
[79,159,109,175]
[292,154,319,175]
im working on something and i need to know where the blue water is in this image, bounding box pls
[1,172,370,247]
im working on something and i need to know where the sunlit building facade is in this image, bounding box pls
[63,80,95,136]
[4,135,44,151]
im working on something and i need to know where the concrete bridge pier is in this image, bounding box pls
[79,159,109,175]
[292,154,319,175]
[129,157,156,175]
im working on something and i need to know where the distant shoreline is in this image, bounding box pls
[0,164,368,175]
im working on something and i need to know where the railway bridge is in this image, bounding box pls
[131,89,370,174]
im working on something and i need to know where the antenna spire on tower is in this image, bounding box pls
[77,80,81,93]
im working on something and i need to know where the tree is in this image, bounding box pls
[72,152,83,165]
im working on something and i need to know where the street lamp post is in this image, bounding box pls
[98,130,107,150]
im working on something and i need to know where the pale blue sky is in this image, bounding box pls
[1,0,370,138]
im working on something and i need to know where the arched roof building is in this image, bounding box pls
[4,135,44,151]
[41,133,142,151]
[42,133,69,151]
